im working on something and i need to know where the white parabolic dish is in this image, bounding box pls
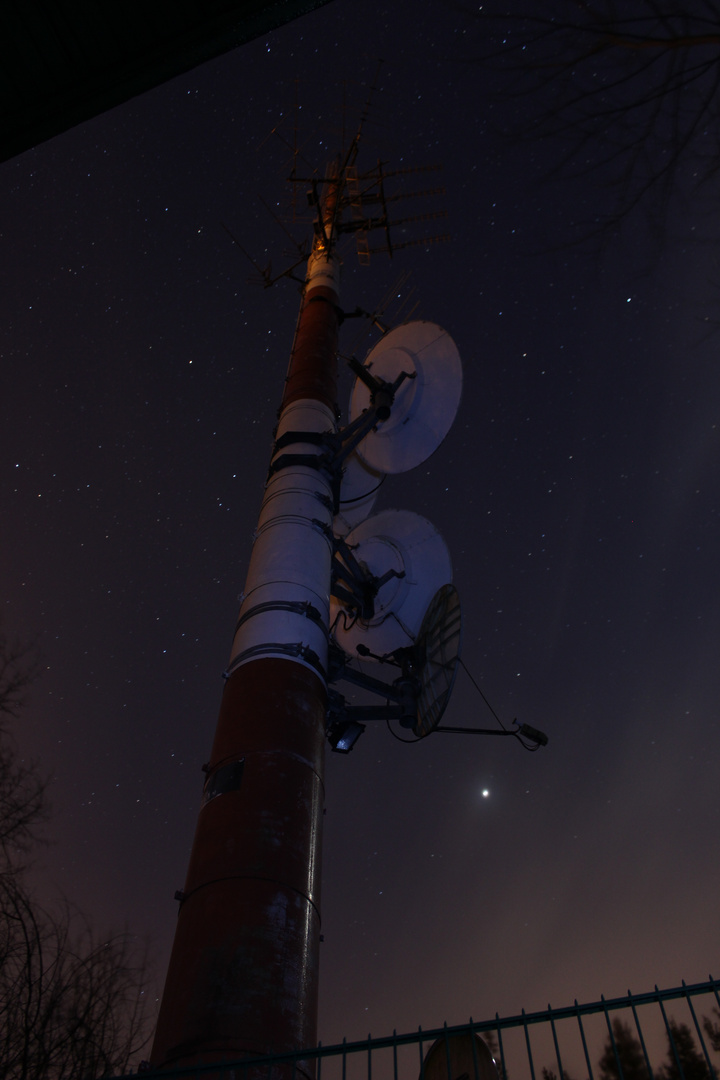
[349,321,462,474]
[331,508,452,659]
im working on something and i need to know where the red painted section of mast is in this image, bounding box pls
[150,662,327,1071]
[150,172,341,1074]
[284,284,339,412]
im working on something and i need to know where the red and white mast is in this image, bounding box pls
[151,165,342,1072]
[148,128,482,1074]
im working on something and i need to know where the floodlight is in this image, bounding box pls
[517,722,549,747]
[327,720,366,753]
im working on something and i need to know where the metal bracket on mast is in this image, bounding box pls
[325,638,549,753]
[325,642,420,752]
[325,638,423,752]
[223,640,326,681]
[330,531,405,621]
[232,599,323,637]
[266,362,413,504]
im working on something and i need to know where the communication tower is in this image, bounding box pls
[150,106,545,1075]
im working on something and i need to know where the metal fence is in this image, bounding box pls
[126,977,720,1080]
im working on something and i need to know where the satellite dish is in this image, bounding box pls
[412,583,462,738]
[331,509,452,658]
[333,451,385,537]
[420,1033,499,1080]
[349,321,462,474]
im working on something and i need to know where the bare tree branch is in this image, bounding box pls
[0,633,42,723]
[469,1,720,236]
[0,633,154,1078]
[0,633,47,866]
[0,881,152,1079]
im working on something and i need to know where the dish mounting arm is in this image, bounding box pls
[330,534,405,621]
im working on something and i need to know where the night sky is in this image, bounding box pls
[2,0,719,1057]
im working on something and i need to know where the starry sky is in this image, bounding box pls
[2,0,719,1060]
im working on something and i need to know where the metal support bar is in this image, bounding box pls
[433,726,516,736]
[332,407,380,468]
[330,663,405,703]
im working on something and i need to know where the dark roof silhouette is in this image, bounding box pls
[1,0,332,163]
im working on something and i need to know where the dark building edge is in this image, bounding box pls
[1,0,335,164]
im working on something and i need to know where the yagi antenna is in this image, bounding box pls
[374,164,444,178]
[338,158,448,263]
[246,70,451,293]
[257,195,307,258]
[365,186,446,206]
[258,120,316,184]
[221,222,272,285]
[222,222,307,289]
[352,59,384,158]
[308,62,385,251]
[371,234,451,254]
[342,270,419,357]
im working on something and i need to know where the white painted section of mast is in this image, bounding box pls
[227,249,340,681]
[305,246,340,292]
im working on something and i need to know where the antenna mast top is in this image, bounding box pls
[280,69,448,269]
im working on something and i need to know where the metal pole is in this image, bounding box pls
[151,166,341,1074]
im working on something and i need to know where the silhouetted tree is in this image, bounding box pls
[542,1067,576,1080]
[702,1008,720,1053]
[0,634,45,864]
[658,1021,710,1080]
[598,1018,650,1080]
[0,632,152,1079]
[472,2,720,235]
